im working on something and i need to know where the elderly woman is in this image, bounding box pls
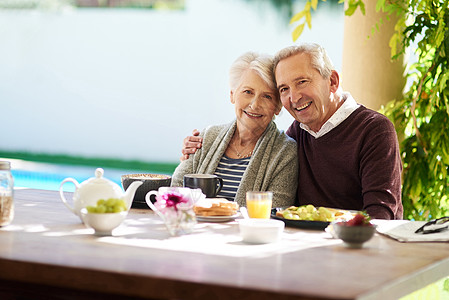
[171,52,298,208]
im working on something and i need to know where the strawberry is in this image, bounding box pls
[346,212,372,226]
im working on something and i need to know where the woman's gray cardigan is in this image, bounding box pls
[171,120,298,208]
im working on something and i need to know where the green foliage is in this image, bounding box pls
[381,0,449,220]
[345,0,365,16]
[289,0,316,41]
[290,0,449,220]
[400,276,449,299]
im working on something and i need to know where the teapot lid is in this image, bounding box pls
[79,168,122,191]
[93,168,106,182]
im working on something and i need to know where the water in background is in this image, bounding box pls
[8,158,149,192]
[0,0,345,164]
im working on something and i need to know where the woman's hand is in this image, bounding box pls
[180,129,203,161]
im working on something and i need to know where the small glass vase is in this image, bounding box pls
[162,207,197,236]
[146,187,204,236]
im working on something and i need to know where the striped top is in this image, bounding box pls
[214,155,250,201]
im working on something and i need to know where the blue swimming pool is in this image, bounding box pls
[7,159,153,192]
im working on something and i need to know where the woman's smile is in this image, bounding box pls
[244,110,263,118]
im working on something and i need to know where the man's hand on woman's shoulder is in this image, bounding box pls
[180,129,203,161]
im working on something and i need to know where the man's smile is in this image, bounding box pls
[294,101,312,112]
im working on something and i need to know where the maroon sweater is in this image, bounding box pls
[286,106,403,219]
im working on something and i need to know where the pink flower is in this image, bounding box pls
[160,192,189,210]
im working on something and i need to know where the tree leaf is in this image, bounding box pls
[376,0,386,12]
[304,1,311,11]
[290,10,306,24]
[389,33,398,58]
[345,3,358,16]
[292,23,306,42]
[306,11,312,29]
[311,0,318,10]
[439,71,448,92]
[359,0,366,15]
[435,25,445,48]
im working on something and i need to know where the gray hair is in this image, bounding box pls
[273,43,334,79]
[229,52,276,92]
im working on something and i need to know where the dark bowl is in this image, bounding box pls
[121,174,171,208]
[332,222,377,248]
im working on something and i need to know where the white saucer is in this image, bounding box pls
[196,213,240,223]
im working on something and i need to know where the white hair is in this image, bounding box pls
[229,52,276,91]
[273,43,335,79]
[229,51,281,110]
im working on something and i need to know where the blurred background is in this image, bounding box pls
[0,0,344,189]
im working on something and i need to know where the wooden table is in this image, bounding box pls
[1,189,448,300]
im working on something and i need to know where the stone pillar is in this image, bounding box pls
[341,0,405,111]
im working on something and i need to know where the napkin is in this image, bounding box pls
[374,220,449,242]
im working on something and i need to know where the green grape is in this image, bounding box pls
[96,205,106,213]
[282,205,339,222]
[118,200,127,210]
[317,207,331,221]
[325,212,334,221]
[291,214,300,220]
[86,206,96,213]
[318,206,327,214]
[106,198,117,207]
[299,211,308,219]
[85,198,127,214]
[318,213,328,222]
[283,211,293,219]
[306,205,316,213]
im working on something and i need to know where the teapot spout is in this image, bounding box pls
[123,181,143,210]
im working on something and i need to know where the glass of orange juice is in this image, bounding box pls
[246,191,273,219]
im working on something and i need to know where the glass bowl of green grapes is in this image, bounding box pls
[80,198,128,236]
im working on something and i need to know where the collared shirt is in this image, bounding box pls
[300,92,360,138]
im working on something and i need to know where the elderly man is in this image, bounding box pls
[182,43,403,220]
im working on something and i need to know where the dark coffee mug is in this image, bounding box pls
[183,174,223,198]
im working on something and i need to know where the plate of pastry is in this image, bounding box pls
[194,198,240,223]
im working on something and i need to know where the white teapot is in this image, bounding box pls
[59,168,142,222]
